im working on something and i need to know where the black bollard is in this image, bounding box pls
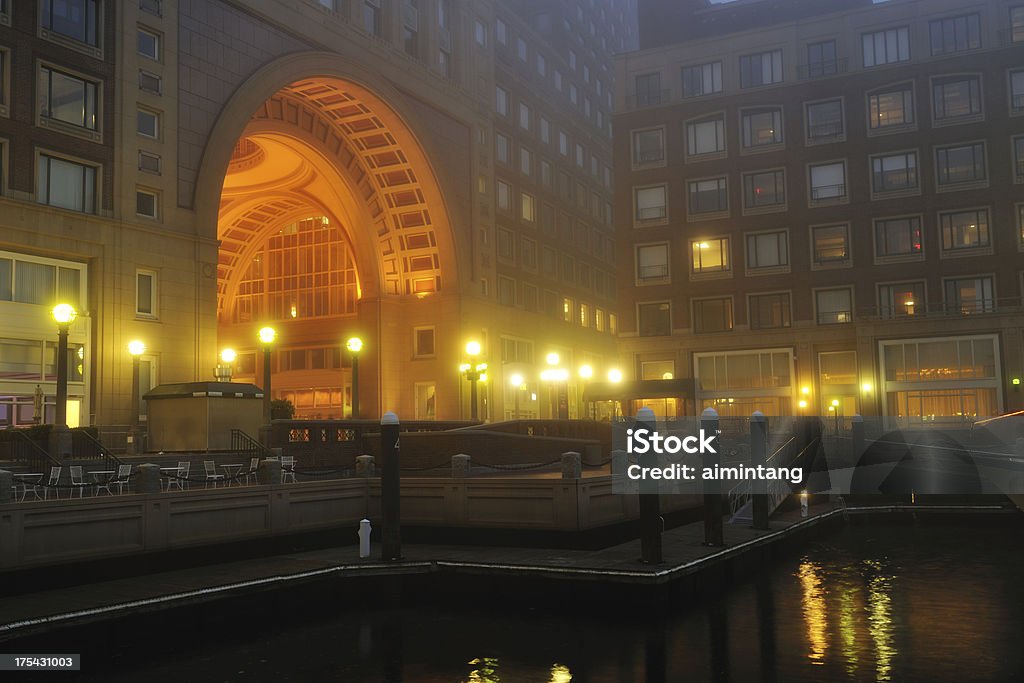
[851,414,864,467]
[637,407,663,564]
[380,411,402,561]
[751,411,769,530]
[702,408,724,546]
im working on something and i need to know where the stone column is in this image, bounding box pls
[356,455,376,477]
[561,451,581,479]
[451,454,471,478]
[0,470,13,505]
[136,463,161,494]
[257,458,282,486]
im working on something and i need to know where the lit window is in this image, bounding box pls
[815,288,853,324]
[869,86,914,129]
[691,238,730,274]
[879,282,924,318]
[520,193,536,221]
[742,108,783,148]
[812,224,850,265]
[944,276,994,314]
[875,217,923,258]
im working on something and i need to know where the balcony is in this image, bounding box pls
[807,122,844,140]
[637,264,669,281]
[858,297,1022,321]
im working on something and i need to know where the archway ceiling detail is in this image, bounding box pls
[217,79,445,315]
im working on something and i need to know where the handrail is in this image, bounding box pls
[10,431,60,470]
[71,429,123,467]
[231,429,276,460]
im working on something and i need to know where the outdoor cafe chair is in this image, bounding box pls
[204,460,225,488]
[244,457,260,485]
[167,461,190,492]
[68,466,90,498]
[110,464,133,495]
[43,466,62,500]
[280,455,296,484]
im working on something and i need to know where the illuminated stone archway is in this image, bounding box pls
[196,55,465,419]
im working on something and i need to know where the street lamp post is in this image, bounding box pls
[214,348,236,382]
[346,336,363,419]
[460,341,486,421]
[49,304,77,458]
[607,368,623,421]
[127,340,146,456]
[258,326,276,445]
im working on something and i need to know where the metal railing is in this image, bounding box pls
[625,89,671,110]
[807,122,844,140]
[856,296,1021,322]
[231,429,276,462]
[71,429,123,468]
[810,184,846,200]
[10,430,60,472]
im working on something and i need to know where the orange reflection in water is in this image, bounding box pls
[798,559,829,665]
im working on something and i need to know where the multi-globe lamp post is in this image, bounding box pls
[607,368,623,420]
[346,336,363,419]
[215,347,237,382]
[509,373,525,420]
[49,303,77,457]
[540,352,569,419]
[578,364,593,420]
[460,341,487,421]
[258,326,276,444]
[127,340,146,455]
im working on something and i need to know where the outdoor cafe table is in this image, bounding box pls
[219,463,244,486]
[160,466,182,491]
[12,473,42,502]
[88,470,115,496]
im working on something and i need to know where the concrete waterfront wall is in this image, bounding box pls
[0,477,698,571]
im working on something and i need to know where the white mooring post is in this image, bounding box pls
[358,518,372,558]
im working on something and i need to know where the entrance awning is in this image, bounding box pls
[583,378,695,403]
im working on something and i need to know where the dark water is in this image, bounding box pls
[95,519,1024,682]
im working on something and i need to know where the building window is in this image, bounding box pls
[632,128,664,166]
[633,72,663,106]
[636,243,669,283]
[740,170,785,210]
[812,224,850,265]
[136,270,156,317]
[362,0,381,36]
[138,151,161,174]
[495,133,509,163]
[495,86,508,116]
[137,108,159,139]
[574,143,584,167]
[558,131,568,156]
[940,209,990,252]
[944,276,994,314]
[38,155,96,213]
[401,0,419,57]
[413,327,435,357]
[516,37,527,61]
[496,228,514,263]
[140,0,162,16]
[932,76,981,121]
[750,293,791,329]
[688,177,728,214]
[497,276,516,306]
[871,151,918,193]
[0,49,7,112]
[638,302,671,337]
[540,160,552,187]
[1013,7,1024,43]
[691,237,729,274]
[808,161,846,201]
[39,66,97,130]
[686,115,726,157]
[0,251,85,308]
[138,70,161,94]
[741,107,783,148]
[537,54,546,77]
[875,216,922,258]
[805,99,844,141]
[42,0,99,47]
[936,142,986,186]
[496,180,511,210]
[693,297,733,333]
[519,102,531,130]
[805,40,838,78]
[1012,70,1024,113]
[473,19,486,46]
[495,18,506,45]
[746,231,788,269]
[578,303,589,328]
[137,27,160,60]
[519,147,531,175]
[634,185,667,222]
[816,288,853,324]
[520,193,535,222]
[682,61,722,98]
[869,86,914,129]
[1018,204,1024,246]
[879,282,924,318]
[136,189,158,218]
[740,49,783,88]
[929,14,981,56]
[863,27,910,67]
[1015,136,1024,182]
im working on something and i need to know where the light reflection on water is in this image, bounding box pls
[92,520,1024,682]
